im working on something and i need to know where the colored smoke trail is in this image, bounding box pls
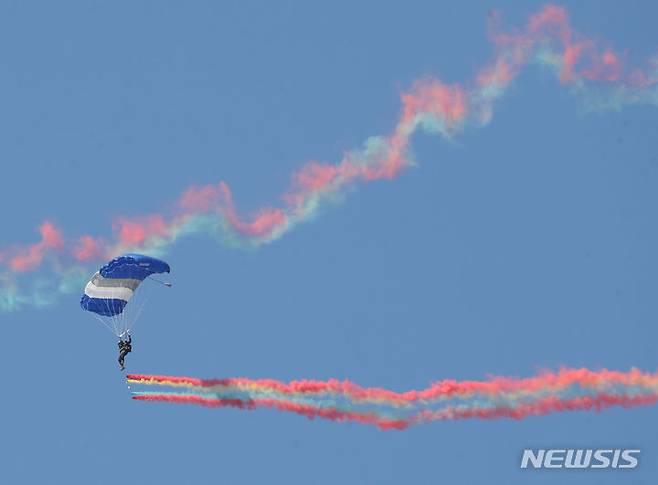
[128,368,658,430]
[2,5,658,310]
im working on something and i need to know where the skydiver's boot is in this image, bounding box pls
[119,355,125,371]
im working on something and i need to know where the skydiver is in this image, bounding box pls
[118,334,132,371]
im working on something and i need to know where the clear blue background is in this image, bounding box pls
[0,1,656,484]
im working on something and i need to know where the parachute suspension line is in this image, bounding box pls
[117,284,128,337]
[100,296,116,336]
[122,286,139,336]
[123,276,168,336]
[109,287,122,337]
[120,285,129,336]
[92,313,118,336]
[118,284,130,336]
[134,285,147,331]
[118,280,148,337]
[108,288,121,336]
[101,288,113,335]
[127,293,149,335]
[104,292,114,336]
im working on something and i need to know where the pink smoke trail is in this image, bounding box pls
[2,4,657,310]
[128,368,658,430]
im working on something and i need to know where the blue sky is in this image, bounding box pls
[0,1,656,484]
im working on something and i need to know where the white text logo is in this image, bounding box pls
[520,449,640,469]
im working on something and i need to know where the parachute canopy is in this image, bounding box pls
[80,254,170,336]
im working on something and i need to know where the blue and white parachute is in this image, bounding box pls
[80,254,171,337]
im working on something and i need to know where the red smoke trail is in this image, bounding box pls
[2,5,657,308]
[127,367,658,406]
[7,222,63,272]
[128,368,658,429]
